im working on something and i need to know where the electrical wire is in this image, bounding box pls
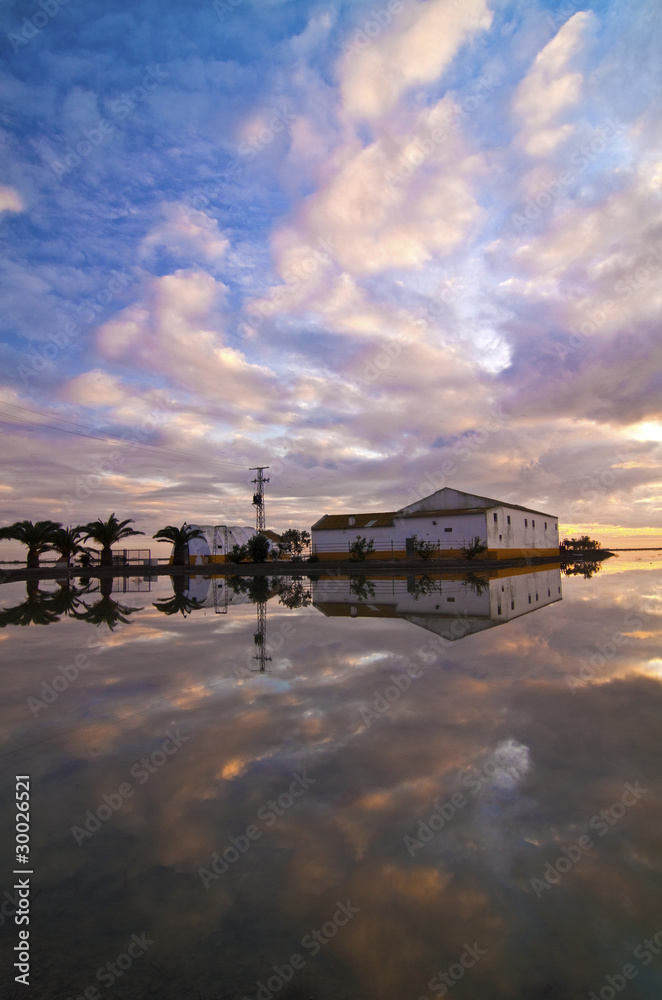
[0,400,250,474]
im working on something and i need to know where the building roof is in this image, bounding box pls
[402,507,489,518]
[396,487,557,519]
[311,511,396,530]
[311,489,557,532]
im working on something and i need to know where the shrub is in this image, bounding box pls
[461,536,488,560]
[348,535,375,561]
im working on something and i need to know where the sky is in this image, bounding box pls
[1,0,661,552]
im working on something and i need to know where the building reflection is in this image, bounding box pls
[312,563,563,640]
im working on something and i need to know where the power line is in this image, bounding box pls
[0,400,249,474]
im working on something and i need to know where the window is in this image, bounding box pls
[524,518,528,527]
[497,604,502,614]
[349,516,355,526]
[535,593,539,601]
[507,515,511,525]
[432,520,437,525]
[544,522,547,530]
[493,513,498,522]
[555,523,559,531]
[548,589,551,597]
[444,527,452,532]
[499,534,502,540]
[511,600,515,610]
[528,595,531,604]
[447,597,455,602]
[532,520,535,528]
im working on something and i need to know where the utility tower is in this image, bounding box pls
[249,466,269,533]
[252,600,272,672]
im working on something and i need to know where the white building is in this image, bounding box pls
[183,525,258,564]
[311,487,559,561]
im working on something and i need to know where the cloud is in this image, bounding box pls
[340,0,492,121]
[138,202,230,266]
[0,186,24,213]
[512,11,594,156]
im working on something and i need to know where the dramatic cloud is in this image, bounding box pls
[0,0,661,545]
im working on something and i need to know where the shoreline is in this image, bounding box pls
[0,554,567,583]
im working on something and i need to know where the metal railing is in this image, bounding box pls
[310,538,475,556]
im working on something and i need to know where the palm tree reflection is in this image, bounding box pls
[153,575,204,617]
[72,577,142,630]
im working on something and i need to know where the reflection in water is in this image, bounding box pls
[153,574,204,617]
[0,578,94,627]
[1,562,662,998]
[313,564,562,640]
[72,576,143,629]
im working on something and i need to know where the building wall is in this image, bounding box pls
[311,492,560,559]
[397,511,486,552]
[312,523,401,559]
[485,507,559,558]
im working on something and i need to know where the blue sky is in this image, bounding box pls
[1,0,661,544]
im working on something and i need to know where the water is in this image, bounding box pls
[1,557,661,1000]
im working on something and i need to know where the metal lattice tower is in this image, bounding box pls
[249,466,270,533]
[252,601,272,672]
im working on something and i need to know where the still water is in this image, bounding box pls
[1,557,661,1000]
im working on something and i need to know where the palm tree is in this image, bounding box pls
[0,520,61,568]
[81,513,144,567]
[50,526,89,566]
[152,524,205,566]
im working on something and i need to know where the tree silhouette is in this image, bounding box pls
[81,514,144,567]
[153,524,205,566]
[50,526,89,566]
[0,520,61,568]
